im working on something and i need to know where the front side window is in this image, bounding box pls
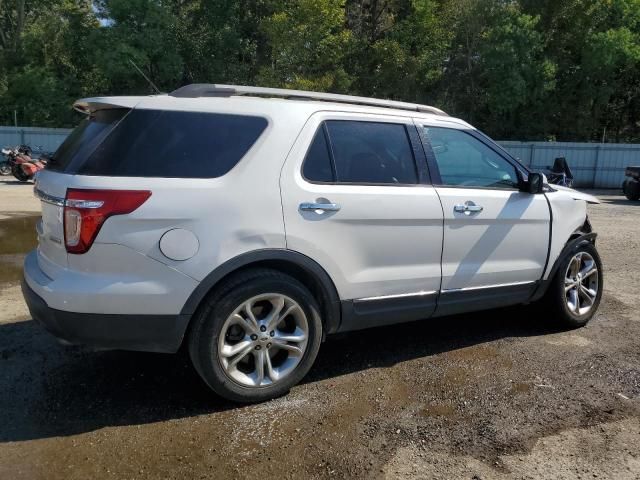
[423,127,519,189]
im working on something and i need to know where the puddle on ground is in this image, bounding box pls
[421,403,457,418]
[0,216,39,284]
[0,216,39,255]
[511,382,533,394]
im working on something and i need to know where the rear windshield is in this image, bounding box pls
[47,109,127,172]
[49,109,268,178]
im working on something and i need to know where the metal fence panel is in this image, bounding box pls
[0,126,72,154]
[2,126,639,188]
[499,141,640,188]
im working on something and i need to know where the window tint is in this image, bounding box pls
[47,109,127,172]
[423,127,518,189]
[303,127,334,182]
[71,110,267,178]
[325,121,418,184]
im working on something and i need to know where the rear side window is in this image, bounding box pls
[77,110,268,178]
[310,121,417,185]
[47,109,127,172]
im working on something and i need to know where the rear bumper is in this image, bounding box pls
[22,278,190,353]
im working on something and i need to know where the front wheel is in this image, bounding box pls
[543,242,603,328]
[0,162,10,176]
[188,269,323,403]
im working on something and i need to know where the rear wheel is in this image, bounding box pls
[0,162,10,176]
[188,269,322,403]
[543,242,603,328]
[11,164,29,182]
[625,191,640,201]
[623,179,640,200]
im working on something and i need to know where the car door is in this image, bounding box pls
[280,112,444,331]
[416,123,551,316]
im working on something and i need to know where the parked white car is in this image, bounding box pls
[22,85,603,402]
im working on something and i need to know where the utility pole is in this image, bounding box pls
[14,110,17,128]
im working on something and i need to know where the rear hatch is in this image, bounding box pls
[34,100,138,272]
[34,95,269,278]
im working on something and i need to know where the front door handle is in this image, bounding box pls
[300,202,341,212]
[454,202,483,214]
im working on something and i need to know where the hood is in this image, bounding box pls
[549,185,600,204]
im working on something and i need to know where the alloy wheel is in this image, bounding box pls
[217,293,309,387]
[564,251,599,316]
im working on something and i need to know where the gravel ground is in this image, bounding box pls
[0,178,639,479]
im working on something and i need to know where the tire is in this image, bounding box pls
[11,165,30,182]
[0,162,10,176]
[188,268,323,403]
[543,242,603,328]
[625,191,640,201]
[623,179,640,201]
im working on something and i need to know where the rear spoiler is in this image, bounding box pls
[73,96,150,115]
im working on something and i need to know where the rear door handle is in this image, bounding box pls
[454,202,483,214]
[299,202,341,212]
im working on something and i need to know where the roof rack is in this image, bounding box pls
[169,84,448,116]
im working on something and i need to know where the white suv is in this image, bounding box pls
[22,84,603,402]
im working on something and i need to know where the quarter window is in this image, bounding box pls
[423,127,519,189]
[57,110,268,178]
[302,127,334,182]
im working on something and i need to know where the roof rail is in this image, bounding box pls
[169,84,448,116]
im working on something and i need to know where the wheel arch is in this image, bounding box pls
[180,249,342,336]
[529,230,598,303]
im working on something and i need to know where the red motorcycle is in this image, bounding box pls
[1,145,48,182]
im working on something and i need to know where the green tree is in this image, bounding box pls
[257,0,352,91]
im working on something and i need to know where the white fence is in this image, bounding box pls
[1,126,638,188]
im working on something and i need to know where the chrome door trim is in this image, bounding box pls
[441,280,535,293]
[34,187,65,207]
[356,290,438,302]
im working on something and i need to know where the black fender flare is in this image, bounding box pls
[180,249,342,334]
[529,232,597,303]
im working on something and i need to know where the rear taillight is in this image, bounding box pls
[63,189,151,254]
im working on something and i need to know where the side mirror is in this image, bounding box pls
[521,172,544,194]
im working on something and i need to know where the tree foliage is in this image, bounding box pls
[1,0,639,141]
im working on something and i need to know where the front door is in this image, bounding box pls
[280,113,444,330]
[417,124,551,315]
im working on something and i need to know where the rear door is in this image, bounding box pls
[280,112,444,331]
[416,124,550,315]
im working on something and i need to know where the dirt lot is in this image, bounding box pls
[0,177,639,480]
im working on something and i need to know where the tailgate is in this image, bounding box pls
[34,170,69,271]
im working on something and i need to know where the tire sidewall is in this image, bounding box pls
[194,275,322,402]
[552,242,603,327]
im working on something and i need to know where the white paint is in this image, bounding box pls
[159,228,199,261]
